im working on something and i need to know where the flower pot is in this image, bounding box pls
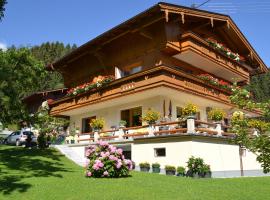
[152,167,160,173]
[187,115,196,119]
[70,139,75,144]
[177,173,185,177]
[165,170,176,176]
[140,167,150,172]
[204,172,212,178]
[192,172,200,178]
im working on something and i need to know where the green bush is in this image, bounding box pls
[177,166,186,175]
[186,156,211,177]
[165,165,176,171]
[152,163,160,168]
[85,141,132,178]
[139,162,150,168]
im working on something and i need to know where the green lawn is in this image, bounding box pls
[0,145,270,200]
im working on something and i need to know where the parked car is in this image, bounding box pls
[5,130,37,146]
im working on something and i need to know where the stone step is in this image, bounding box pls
[54,145,85,167]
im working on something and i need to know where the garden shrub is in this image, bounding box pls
[186,156,211,177]
[85,141,133,178]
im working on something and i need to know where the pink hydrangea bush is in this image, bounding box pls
[85,141,133,178]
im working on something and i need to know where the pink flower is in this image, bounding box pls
[109,146,116,153]
[99,141,109,147]
[117,148,123,155]
[116,160,122,169]
[86,171,92,177]
[103,171,109,176]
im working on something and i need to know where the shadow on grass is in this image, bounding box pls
[0,146,73,195]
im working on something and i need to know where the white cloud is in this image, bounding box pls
[0,42,7,51]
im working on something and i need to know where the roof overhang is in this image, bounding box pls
[47,2,268,73]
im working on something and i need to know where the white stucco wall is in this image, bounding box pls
[131,137,262,173]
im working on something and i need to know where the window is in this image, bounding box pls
[176,107,183,118]
[206,107,212,121]
[154,148,166,157]
[121,107,142,127]
[115,62,143,79]
[82,116,96,133]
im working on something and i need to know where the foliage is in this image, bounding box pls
[85,141,132,178]
[207,39,242,62]
[165,165,176,171]
[67,75,114,96]
[177,166,186,175]
[230,83,270,173]
[182,103,198,116]
[139,162,150,168]
[208,108,226,121]
[247,71,270,103]
[90,118,105,131]
[198,73,233,91]
[0,48,46,126]
[186,156,210,175]
[0,43,76,127]
[142,109,160,124]
[31,42,76,90]
[32,101,69,135]
[37,132,47,149]
[0,0,6,21]
[151,163,160,168]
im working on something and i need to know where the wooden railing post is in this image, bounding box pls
[187,117,195,133]
[215,122,222,136]
[94,131,100,142]
[148,125,155,136]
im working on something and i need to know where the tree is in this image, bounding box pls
[230,84,270,173]
[247,71,270,103]
[0,48,47,126]
[30,42,77,90]
[0,0,7,21]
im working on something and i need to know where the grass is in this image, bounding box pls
[0,145,270,200]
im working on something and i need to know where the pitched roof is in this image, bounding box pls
[48,2,268,73]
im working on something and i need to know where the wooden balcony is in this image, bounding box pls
[49,65,233,116]
[77,120,235,144]
[167,32,250,82]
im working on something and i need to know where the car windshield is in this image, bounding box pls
[23,131,34,136]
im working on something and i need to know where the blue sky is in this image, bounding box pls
[0,0,269,66]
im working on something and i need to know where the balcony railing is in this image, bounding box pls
[77,119,236,144]
[50,65,232,115]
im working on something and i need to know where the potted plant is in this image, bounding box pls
[208,108,226,122]
[165,165,176,176]
[90,118,105,142]
[119,120,127,128]
[152,163,161,173]
[176,166,186,177]
[142,109,160,125]
[90,118,105,132]
[182,103,198,119]
[139,162,150,172]
[202,164,211,178]
[142,109,160,136]
[208,108,226,135]
[69,128,76,144]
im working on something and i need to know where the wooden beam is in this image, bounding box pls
[139,29,153,40]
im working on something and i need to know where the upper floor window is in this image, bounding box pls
[115,61,143,79]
